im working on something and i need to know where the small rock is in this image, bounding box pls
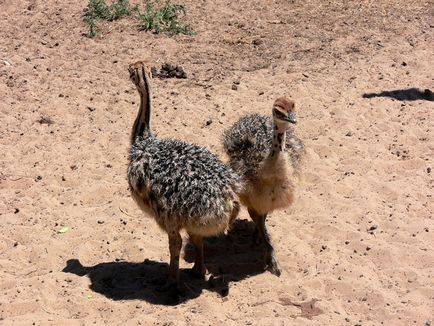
[151,66,158,77]
[97,220,104,224]
[252,38,262,45]
[205,119,213,126]
[162,63,175,71]
[367,225,378,232]
[345,131,352,137]
[174,67,186,78]
[427,167,431,173]
[14,208,19,214]
[37,116,54,125]
[231,84,238,90]
[401,61,407,66]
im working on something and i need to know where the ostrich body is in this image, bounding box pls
[127,61,241,289]
[223,97,304,276]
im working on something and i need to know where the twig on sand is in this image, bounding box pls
[251,300,274,307]
[118,205,137,218]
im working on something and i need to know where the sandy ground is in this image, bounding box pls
[1,0,433,324]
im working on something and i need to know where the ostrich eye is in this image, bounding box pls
[273,108,286,119]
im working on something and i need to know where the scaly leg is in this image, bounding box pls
[187,233,206,279]
[168,231,183,285]
[248,208,282,277]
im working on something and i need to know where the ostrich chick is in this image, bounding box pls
[127,61,241,290]
[223,97,304,276]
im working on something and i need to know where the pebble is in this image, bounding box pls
[367,225,378,232]
[252,38,262,45]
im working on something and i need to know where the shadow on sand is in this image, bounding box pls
[362,88,433,101]
[63,219,267,305]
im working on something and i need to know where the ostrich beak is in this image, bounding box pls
[286,112,297,124]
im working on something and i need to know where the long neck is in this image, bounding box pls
[269,123,286,159]
[131,74,151,145]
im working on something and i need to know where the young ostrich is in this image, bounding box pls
[223,97,304,276]
[127,61,241,289]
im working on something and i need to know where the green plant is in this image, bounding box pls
[83,0,192,38]
[108,0,137,20]
[138,0,192,36]
[84,0,138,37]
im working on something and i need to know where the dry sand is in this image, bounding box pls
[1,0,433,325]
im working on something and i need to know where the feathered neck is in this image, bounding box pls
[131,72,152,145]
[269,122,287,159]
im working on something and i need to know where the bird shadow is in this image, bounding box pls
[362,88,433,101]
[63,219,267,305]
